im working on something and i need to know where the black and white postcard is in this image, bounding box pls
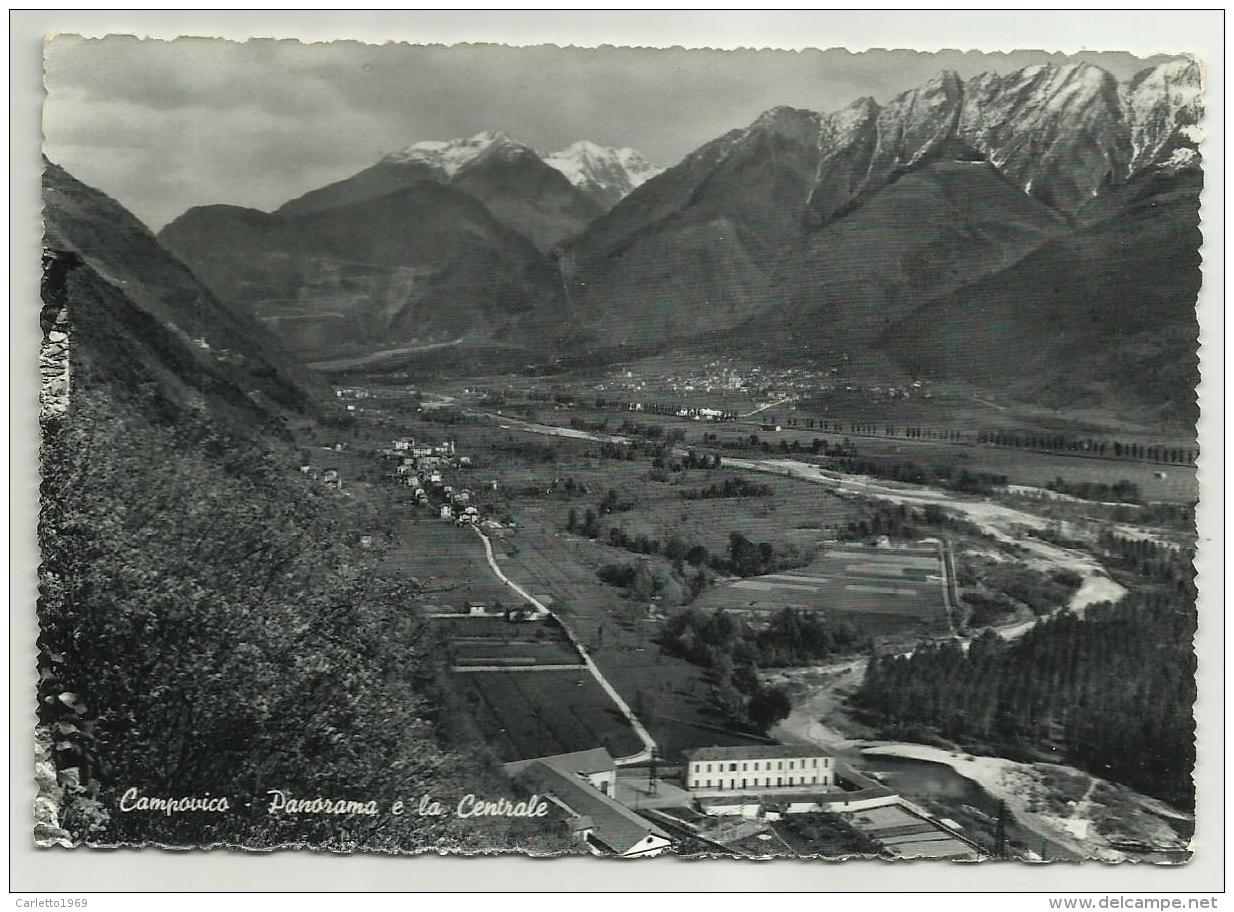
[33,24,1213,875]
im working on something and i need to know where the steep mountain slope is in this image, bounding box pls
[956,63,1130,213]
[806,61,1190,224]
[779,157,1067,350]
[557,57,1201,422]
[152,57,1200,424]
[277,131,601,251]
[543,141,663,210]
[160,181,566,355]
[807,71,967,222]
[42,161,319,429]
[560,107,823,346]
[39,164,573,857]
[449,138,603,250]
[881,166,1201,425]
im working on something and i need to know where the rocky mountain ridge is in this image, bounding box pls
[802,59,1201,221]
[552,58,1201,423]
[153,57,1201,422]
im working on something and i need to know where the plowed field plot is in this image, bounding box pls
[486,522,776,758]
[455,669,643,762]
[695,544,951,637]
[436,616,583,667]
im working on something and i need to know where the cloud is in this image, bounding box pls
[43,36,1178,230]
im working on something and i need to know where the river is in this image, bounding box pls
[457,412,1127,614]
[854,754,1075,860]
[459,404,1154,860]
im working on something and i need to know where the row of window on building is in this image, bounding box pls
[698,757,830,774]
[697,774,820,789]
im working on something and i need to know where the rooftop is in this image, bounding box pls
[697,795,763,807]
[503,746,616,778]
[517,761,671,856]
[683,744,833,763]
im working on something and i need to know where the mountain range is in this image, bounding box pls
[150,57,1201,424]
[43,160,319,434]
[543,141,663,210]
[158,132,659,355]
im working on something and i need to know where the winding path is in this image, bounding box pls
[469,526,658,766]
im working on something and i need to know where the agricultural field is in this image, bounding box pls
[329,382,1192,775]
[324,406,777,759]
[436,616,583,668]
[666,423,1198,505]
[384,518,514,611]
[516,463,862,557]
[454,668,643,762]
[692,543,953,638]
[485,523,774,758]
[830,437,1198,504]
[452,388,1197,505]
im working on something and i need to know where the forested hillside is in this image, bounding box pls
[37,163,568,852]
[855,593,1196,809]
[38,389,569,851]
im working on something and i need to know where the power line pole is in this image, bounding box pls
[995,799,1008,859]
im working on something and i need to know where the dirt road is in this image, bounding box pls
[470,526,658,766]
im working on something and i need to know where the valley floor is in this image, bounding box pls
[860,743,1192,863]
[315,377,1196,861]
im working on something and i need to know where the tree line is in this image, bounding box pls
[679,477,772,501]
[977,432,1196,465]
[839,500,982,542]
[657,607,867,733]
[1096,532,1196,597]
[700,432,853,457]
[854,594,1196,809]
[1044,476,1142,504]
[723,412,1196,466]
[829,456,1008,495]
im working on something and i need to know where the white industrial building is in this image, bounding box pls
[681,745,834,791]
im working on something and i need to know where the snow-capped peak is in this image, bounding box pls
[383,130,529,177]
[542,141,663,209]
[1121,56,1204,173]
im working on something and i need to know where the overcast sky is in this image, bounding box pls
[44,37,1177,230]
